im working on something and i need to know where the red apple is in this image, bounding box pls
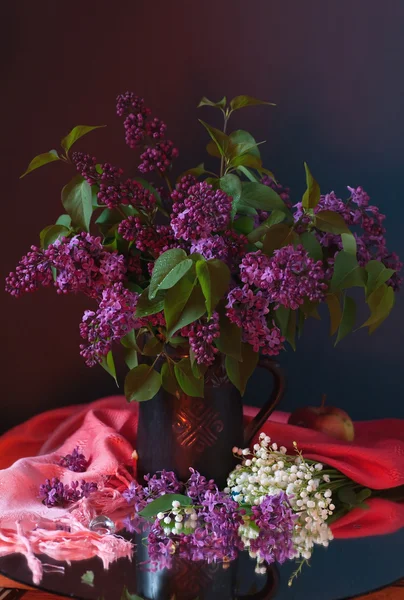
[288,397,355,442]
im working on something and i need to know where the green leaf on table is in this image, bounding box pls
[228,130,261,157]
[275,306,290,337]
[219,173,242,218]
[302,162,321,209]
[20,150,60,178]
[315,210,350,235]
[362,283,395,331]
[229,95,275,111]
[139,493,192,518]
[61,175,93,232]
[124,364,162,402]
[263,224,297,256]
[335,295,356,345]
[174,358,204,397]
[196,259,231,318]
[238,182,289,214]
[161,362,179,395]
[135,287,165,317]
[165,277,198,337]
[197,96,227,110]
[365,260,395,298]
[100,351,118,385]
[215,308,242,360]
[149,248,191,299]
[233,215,255,235]
[247,211,286,243]
[40,224,70,249]
[330,251,366,292]
[300,231,323,261]
[199,120,231,158]
[61,125,105,152]
[326,293,342,336]
[124,348,138,370]
[225,343,258,396]
[341,232,357,256]
[81,570,95,587]
[55,214,72,228]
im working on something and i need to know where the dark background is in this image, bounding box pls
[2,0,404,432]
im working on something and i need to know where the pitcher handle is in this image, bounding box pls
[243,358,285,446]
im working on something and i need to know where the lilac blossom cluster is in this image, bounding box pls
[226,286,285,355]
[5,233,126,300]
[39,477,97,508]
[118,217,179,258]
[181,313,220,366]
[59,447,88,472]
[190,231,247,269]
[171,180,232,241]
[116,92,178,175]
[240,247,327,310]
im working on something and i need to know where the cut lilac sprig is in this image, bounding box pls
[39,478,98,507]
[59,447,88,473]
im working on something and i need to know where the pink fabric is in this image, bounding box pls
[0,396,403,583]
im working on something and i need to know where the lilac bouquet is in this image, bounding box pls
[6,92,401,401]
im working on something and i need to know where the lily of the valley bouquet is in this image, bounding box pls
[6,92,401,400]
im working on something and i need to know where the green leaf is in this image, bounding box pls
[262,224,297,256]
[61,125,105,152]
[337,486,358,507]
[124,348,138,370]
[228,130,261,157]
[197,96,226,110]
[179,163,207,179]
[341,232,357,256]
[120,586,144,600]
[166,283,206,338]
[61,175,93,232]
[302,162,321,209]
[206,141,222,158]
[196,259,231,318]
[174,358,204,397]
[161,362,179,395]
[239,182,289,214]
[330,251,366,292]
[139,493,192,517]
[40,224,70,249]
[135,287,165,317]
[300,231,323,261]
[365,260,395,298]
[55,214,72,228]
[230,95,275,111]
[121,329,140,350]
[149,248,189,299]
[315,210,351,235]
[236,165,260,182]
[362,284,395,330]
[164,277,195,337]
[356,488,372,503]
[20,150,60,178]
[326,293,342,336]
[143,336,164,356]
[225,343,258,396]
[124,364,162,402]
[199,120,231,158]
[81,570,95,587]
[220,174,242,218]
[215,308,242,360]
[247,211,286,243]
[335,296,356,344]
[275,306,290,337]
[233,216,255,235]
[160,259,193,292]
[100,351,118,385]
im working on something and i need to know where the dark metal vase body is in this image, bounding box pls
[136,358,285,488]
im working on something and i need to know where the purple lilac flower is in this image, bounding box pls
[139,140,179,175]
[181,313,220,366]
[146,117,167,140]
[39,478,97,508]
[79,283,138,366]
[98,179,156,212]
[226,286,285,355]
[170,175,197,204]
[119,218,180,258]
[5,246,54,298]
[249,492,296,564]
[186,468,217,501]
[116,92,152,149]
[59,447,88,473]
[122,481,148,512]
[72,152,99,185]
[190,231,247,268]
[171,182,232,241]
[144,470,184,497]
[240,247,327,310]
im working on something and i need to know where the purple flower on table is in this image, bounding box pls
[39,478,97,507]
[186,468,217,501]
[59,447,88,473]
[144,470,184,497]
[171,181,232,241]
